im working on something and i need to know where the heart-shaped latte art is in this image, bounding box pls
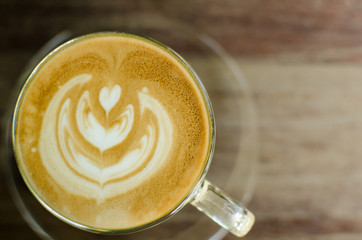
[77,90,134,151]
[39,74,173,202]
[99,85,121,115]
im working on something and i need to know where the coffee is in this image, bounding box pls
[13,33,212,230]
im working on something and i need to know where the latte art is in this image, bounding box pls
[40,73,173,201]
[14,33,211,230]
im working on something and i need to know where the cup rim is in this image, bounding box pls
[11,31,216,234]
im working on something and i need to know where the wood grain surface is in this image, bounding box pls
[2,0,362,239]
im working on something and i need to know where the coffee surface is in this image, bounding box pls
[14,33,211,229]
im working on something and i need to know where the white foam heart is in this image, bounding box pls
[39,74,174,201]
[99,85,121,115]
[76,91,134,151]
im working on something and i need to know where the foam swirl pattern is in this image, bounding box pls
[39,73,173,202]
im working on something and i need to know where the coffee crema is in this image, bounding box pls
[14,33,212,230]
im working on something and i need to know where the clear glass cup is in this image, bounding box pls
[2,14,258,240]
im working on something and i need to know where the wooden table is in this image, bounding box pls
[2,0,362,239]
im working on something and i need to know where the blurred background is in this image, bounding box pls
[3,0,362,239]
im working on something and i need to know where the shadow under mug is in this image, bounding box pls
[11,32,255,238]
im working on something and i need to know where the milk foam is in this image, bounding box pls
[77,89,134,151]
[39,73,173,201]
[15,33,211,229]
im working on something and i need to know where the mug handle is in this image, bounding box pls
[190,180,255,238]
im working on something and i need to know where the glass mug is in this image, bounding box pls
[11,32,255,238]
